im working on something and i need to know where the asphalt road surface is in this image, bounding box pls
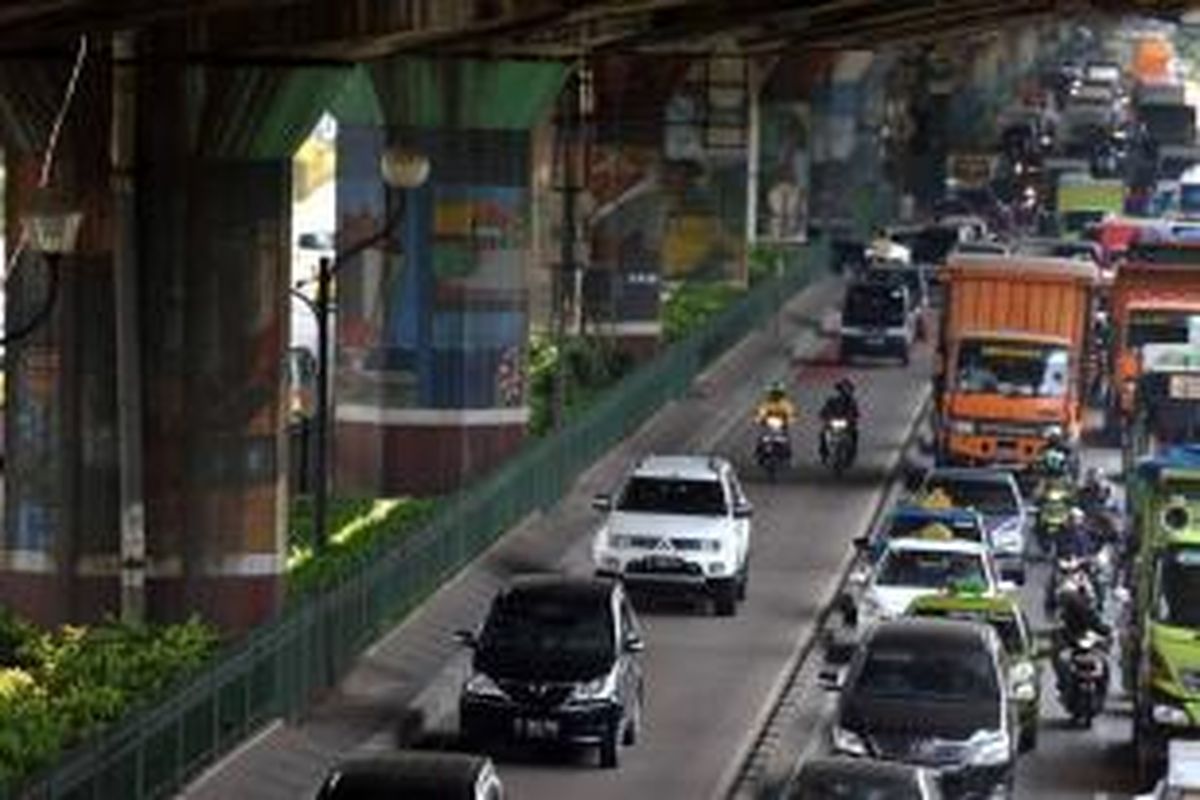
[472,346,932,799]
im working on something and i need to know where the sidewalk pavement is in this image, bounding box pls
[180,275,845,800]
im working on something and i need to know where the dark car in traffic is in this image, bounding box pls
[315,751,503,800]
[456,575,644,768]
[827,618,1019,798]
[785,755,943,799]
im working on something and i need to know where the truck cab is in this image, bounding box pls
[1125,446,1200,782]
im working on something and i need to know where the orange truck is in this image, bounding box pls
[1111,242,1200,424]
[936,254,1098,467]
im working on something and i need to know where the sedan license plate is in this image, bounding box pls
[516,717,559,739]
[865,332,886,345]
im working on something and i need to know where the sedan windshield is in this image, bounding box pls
[477,595,614,679]
[923,478,1018,515]
[876,550,987,589]
[617,477,727,516]
[956,340,1069,398]
[1156,547,1200,629]
[855,646,999,702]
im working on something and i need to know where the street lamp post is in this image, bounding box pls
[303,145,430,555]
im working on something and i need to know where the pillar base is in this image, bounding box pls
[335,406,528,496]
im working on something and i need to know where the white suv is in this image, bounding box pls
[591,455,752,616]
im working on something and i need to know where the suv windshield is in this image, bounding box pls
[843,285,907,327]
[956,340,1070,397]
[924,477,1018,515]
[617,477,727,516]
[876,550,986,589]
[855,645,999,702]
[477,593,614,680]
[1157,547,1200,628]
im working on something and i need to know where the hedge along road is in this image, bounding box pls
[425,341,933,799]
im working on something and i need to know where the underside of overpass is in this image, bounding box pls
[0,0,1186,634]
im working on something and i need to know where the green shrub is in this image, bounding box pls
[662,280,744,343]
[0,615,218,789]
[526,334,633,436]
[287,497,440,597]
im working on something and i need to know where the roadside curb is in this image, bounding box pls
[719,388,933,800]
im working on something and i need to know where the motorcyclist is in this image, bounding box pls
[1078,467,1113,516]
[819,379,860,460]
[755,381,796,428]
[1052,576,1111,692]
[1056,507,1100,560]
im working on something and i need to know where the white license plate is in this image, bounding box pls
[865,336,885,345]
[516,718,559,739]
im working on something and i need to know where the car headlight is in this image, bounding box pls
[570,671,616,702]
[991,520,1024,552]
[948,418,977,436]
[965,729,1011,766]
[832,725,869,756]
[1153,703,1192,727]
[465,673,507,700]
[1042,423,1064,439]
[609,532,636,548]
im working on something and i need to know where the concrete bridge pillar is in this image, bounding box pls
[0,38,341,634]
[333,59,563,496]
[0,58,118,625]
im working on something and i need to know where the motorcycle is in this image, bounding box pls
[1054,629,1110,728]
[1045,554,1098,616]
[755,415,791,481]
[1035,481,1073,556]
[820,416,856,476]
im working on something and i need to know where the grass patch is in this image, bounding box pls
[287,496,440,598]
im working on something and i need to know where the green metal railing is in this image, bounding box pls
[8,238,828,800]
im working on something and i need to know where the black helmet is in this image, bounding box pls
[836,378,855,397]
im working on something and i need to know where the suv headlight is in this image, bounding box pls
[965,729,1011,766]
[465,673,507,700]
[832,725,869,756]
[570,670,616,703]
[948,418,977,436]
[608,532,636,549]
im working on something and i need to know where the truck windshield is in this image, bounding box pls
[956,340,1070,397]
[1157,547,1200,628]
[1127,310,1200,348]
[843,285,906,327]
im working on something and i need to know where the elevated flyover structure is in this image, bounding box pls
[0,0,1183,634]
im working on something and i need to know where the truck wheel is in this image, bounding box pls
[737,564,749,600]
[1134,716,1166,787]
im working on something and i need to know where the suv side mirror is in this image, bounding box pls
[624,635,645,654]
[592,494,614,512]
[454,629,478,648]
[733,501,754,519]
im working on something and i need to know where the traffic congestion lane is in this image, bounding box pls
[740,441,1148,800]
[486,347,932,799]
